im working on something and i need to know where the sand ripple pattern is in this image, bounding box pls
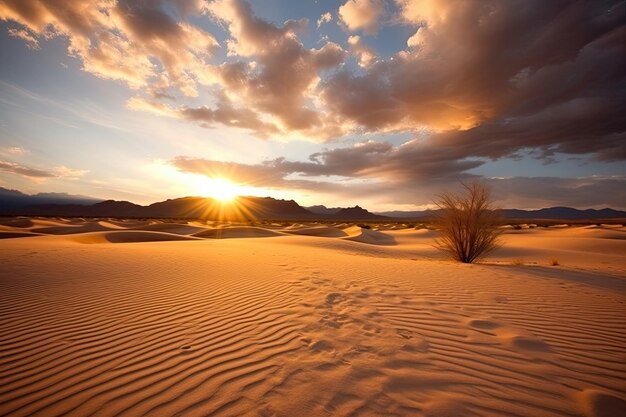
[1,219,625,416]
[0,248,305,417]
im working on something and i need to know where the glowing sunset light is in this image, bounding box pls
[197,177,240,202]
[0,0,623,209]
[0,3,625,417]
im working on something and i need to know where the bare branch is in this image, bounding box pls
[433,181,504,263]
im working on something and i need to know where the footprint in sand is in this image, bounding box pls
[402,339,429,353]
[312,277,332,286]
[509,335,552,352]
[309,339,335,352]
[396,329,413,339]
[325,292,344,306]
[422,398,468,417]
[320,313,348,329]
[468,319,501,331]
[577,389,626,417]
[467,318,553,353]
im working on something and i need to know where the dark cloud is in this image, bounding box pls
[2,0,624,208]
[4,0,622,158]
[179,93,281,137]
[0,161,86,181]
[171,156,285,187]
[169,150,626,209]
[126,92,281,137]
[0,161,56,178]
[486,176,626,209]
[170,138,483,189]
[356,175,626,210]
[326,0,624,158]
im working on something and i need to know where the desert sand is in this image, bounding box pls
[1,217,625,417]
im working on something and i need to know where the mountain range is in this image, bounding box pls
[1,187,625,221]
[0,187,103,209]
[375,207,626,220]
[0,188,384,221]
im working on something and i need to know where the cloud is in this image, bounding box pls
[208,0,346,132]
[339,0,385,35]
[0,161,56,178]
[1,146,29,156]
[168,146,626,209]
[0,160,86,181]
[347,35,377,67]
[7,27,39,49]
[321,0,626,159]
[0,0,218,95]
[1,0,624,189]
[171,156,285,187]
[52,165,88,179]
[486,176,626,209]
[127,92,281,138]
[354,175,626,210]
[170,138,481,188]
[317,12,333,28]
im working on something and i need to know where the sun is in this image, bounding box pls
[198,177,240,202]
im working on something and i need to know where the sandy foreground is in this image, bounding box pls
[0,217,625,417]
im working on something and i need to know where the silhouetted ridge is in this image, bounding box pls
[306,205,342,215]
[3,195,319,220]
[0,187,103,211]
[331,205,386,220]
[376,207,626,220]
[1,187,624,220]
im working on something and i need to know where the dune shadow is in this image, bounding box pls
[486,264,626,292]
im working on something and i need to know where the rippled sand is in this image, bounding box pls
[1,218,625,416]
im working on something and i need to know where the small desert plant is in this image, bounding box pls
[548,257,560,266]
[511,258,525,266]
[433,181,504,263]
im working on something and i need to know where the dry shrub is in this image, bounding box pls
[512,258,525,266]
[434,181,504,263]
[548,257,560,266]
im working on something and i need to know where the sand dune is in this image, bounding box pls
[66,230,201,244]
[105,219,154,228]
[0,217,34,228]
[31,222,117,235]
[0,231,41,239]
[343,225,397,245]
[283,225,348,237]
[193,226,282,239]
[0,218,624,417]
[129,222,209,235]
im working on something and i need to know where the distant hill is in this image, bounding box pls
[21,200,146,217]
[4,195,317,221]
[375,210,434,218]
[1,187,387,220]
[376,207,626,220]
[330,205,387,220]
[2,187,624,220]
[499,207,626,220]
[0,187,103,212]
[143,196,314,220]
[307,204,388,219]
[306,205,342,215]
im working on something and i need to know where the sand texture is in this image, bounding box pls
[0,217,625,417]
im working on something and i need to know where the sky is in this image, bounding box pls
[0,0,624,211]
